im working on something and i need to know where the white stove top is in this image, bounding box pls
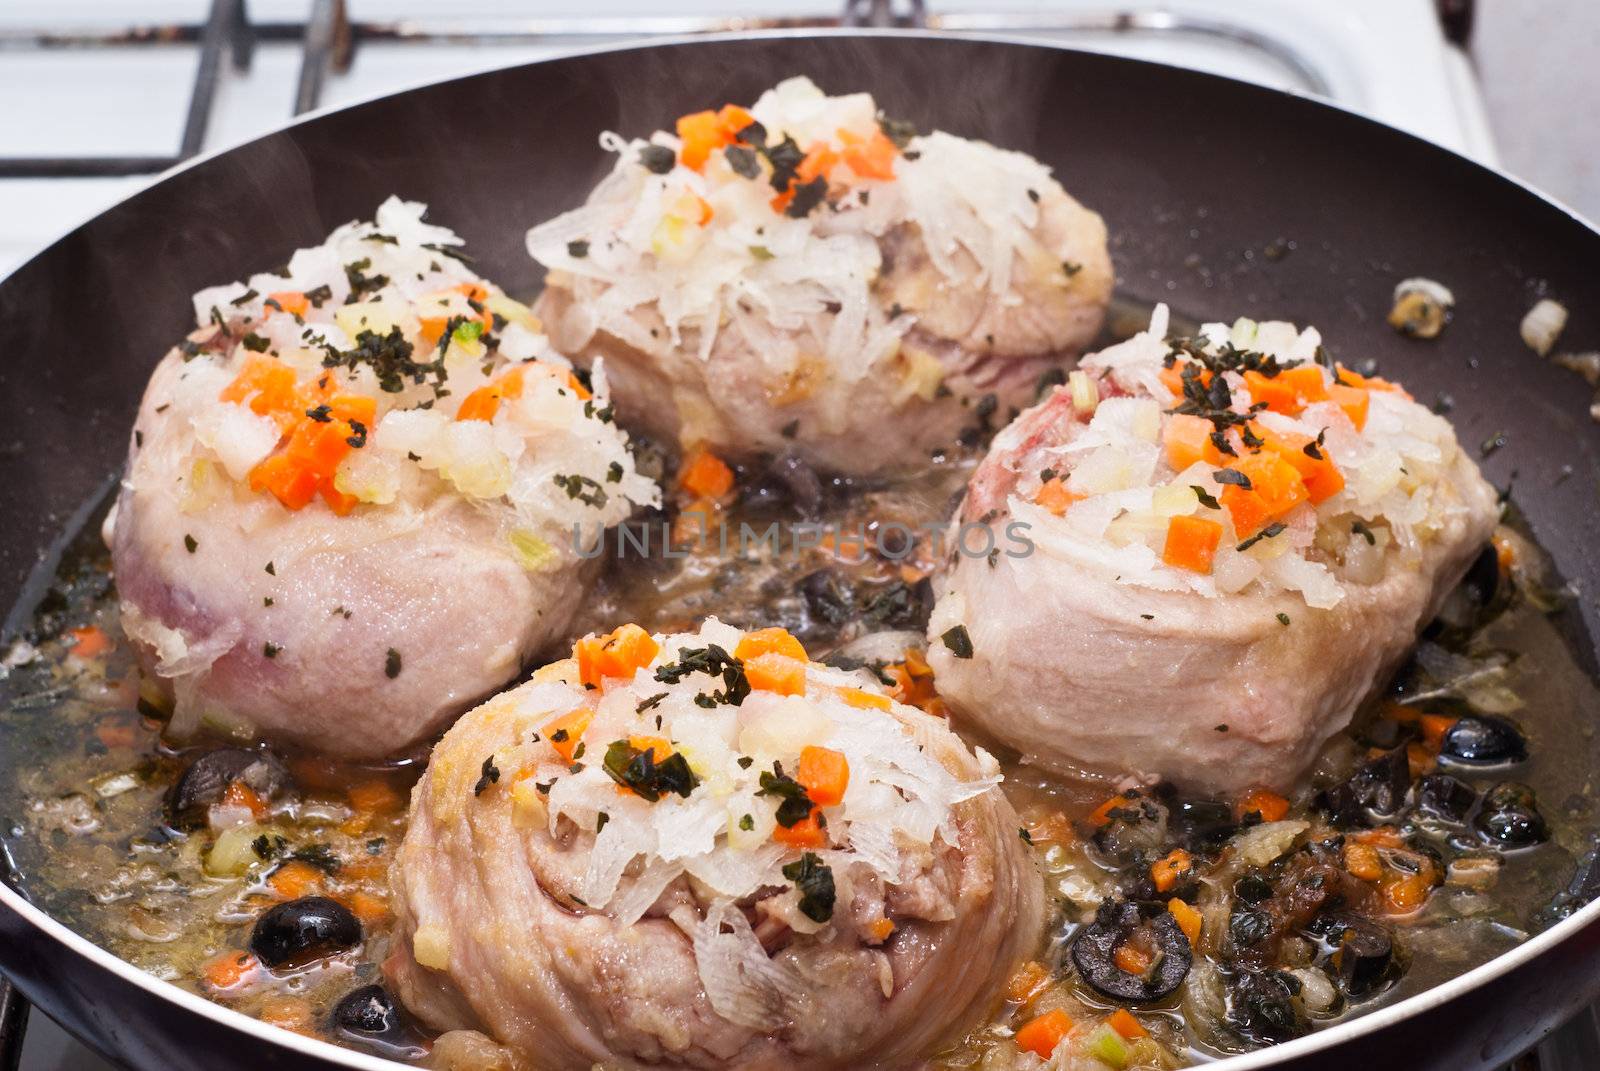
[0,0,1494,278]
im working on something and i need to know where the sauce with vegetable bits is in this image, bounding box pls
[3,313,1597,1069]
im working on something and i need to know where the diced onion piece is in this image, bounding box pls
[508,530,560,572]
[413,925,451,970]
[1521,298,1568,357]
[334,299,409,341]
[1068,369,1099,414]
[205,823,265,877]
[511,778,547,830]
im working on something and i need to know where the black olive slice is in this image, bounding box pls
[1226,969,1309,1044]
[1414,774,1477,823]
[1473,782,1548,848]
[1070,898,1192,1002]
[250,896,361,967]
[1321,914,1398,997]
[1316,746,1410,827]
[1439,715,1527,766]
[167,747,291,830]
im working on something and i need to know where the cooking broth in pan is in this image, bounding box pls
[3,300,1598,1069]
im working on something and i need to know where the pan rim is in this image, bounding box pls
[5,830,1600,1068]
[3,26,1599,1069]
[0,25,1596,299]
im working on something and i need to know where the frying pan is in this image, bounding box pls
[2,29,1598,1071]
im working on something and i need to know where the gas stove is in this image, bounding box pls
[0,0,1498,278]
[2,2,1578,1069]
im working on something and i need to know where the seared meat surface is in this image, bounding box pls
[387,620,1043,1068]
[529,77,1111,476]
[928,308,1499,793]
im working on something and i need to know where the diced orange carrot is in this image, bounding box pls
[837,127,898,180]
[340,891,391,927]
[628,735,674,762]
[1167,898,1203,946]
[1272,365,1330,411]
[735,626,808,663]
[1162,514,1224,574]
[67,625,112,658]
[1234,788,1290,822]
[717,104,755,138]
[1035,477,1082,516]
[1383,702,1423,724]
[1380,872,1434,915]
[744,652,807,696]
[1242,369,1302,414]
[796,746,850,807]
[1114,943,1153,975]
[1163,412,1224,471]
[1328,383,1370,431]
[678,446,735,500]
[1150,848,1194,893]
[676,109,727,171]
[1088,794,1131,827]
[1015,1009,1074,1059]
[266,290,309,317]
[1351,825,1407,849]
[347,778,403,815]
[1158,361,1212,398]
[543,707,594,764]
[1108,1008,1148,1040]
[1336,364,1407,396]
[202,951,258,991]
[1344,841,1383,881]
[220,353,298,413]
[454,384,502,423]
[772,810,827,848]
[269,860,323,900]
[868,917,896,943]
[249,453,319,510]
[838,686,892,710]
[1420,714,1459,750]
[1221,451,1309,539]
[222,779,268,820]
[1493,532,1516,573]
[1006,960,1051,1004]
[796,141,840,185]
[1258,428,1345,504]
[575,623,661,687]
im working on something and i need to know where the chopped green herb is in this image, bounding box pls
[782,852,836,922]
[638,144,676,174]
[940,625,974,659]
[601,739,699,802]
[385,648,402,679]
[1236,521,1288,552]
[757,761,814,828]
[473,755,500,796]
